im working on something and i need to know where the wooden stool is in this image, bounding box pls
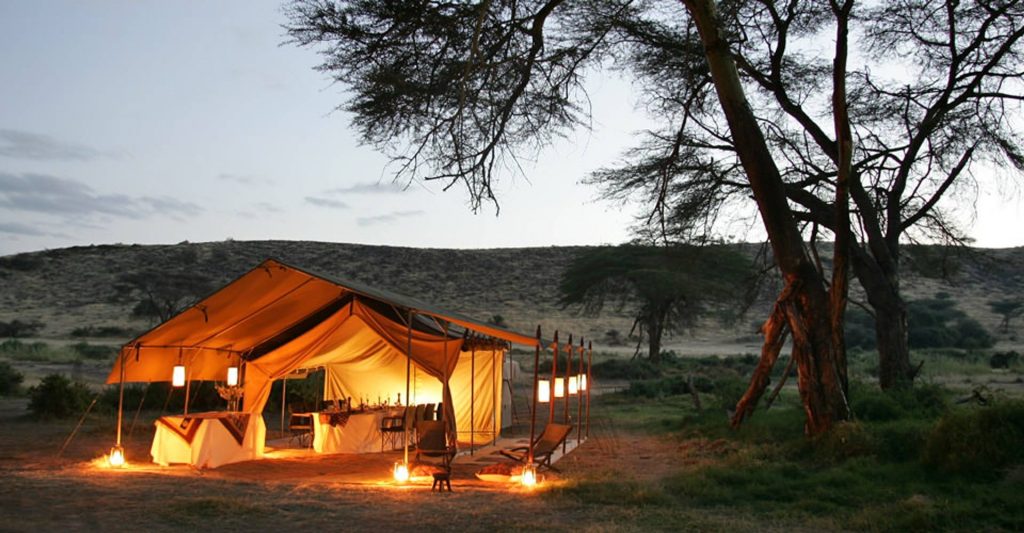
[431,471,452,492]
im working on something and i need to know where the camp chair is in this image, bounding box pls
[381,405,414,451]
[414,420,456,470]
[288,403,314,448]
[499,423,573,472]
[422,403,436,422]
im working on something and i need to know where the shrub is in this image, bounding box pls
[852,393,903,422]
[70,325,136,338]
[0,319,45,338]
[923,400,1024,477]
[871,420,931,463]
[810,421,874,463]
[71,342,117,360]
[28,374,94,419]
[990,350,1021,369]
[590,358,661,380]
[0,361,24,396]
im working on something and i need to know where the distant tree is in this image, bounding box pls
[988,298,1024,335]
[558,244,753,363]
[0,361,24,396]
[115,269,214,324]
[487,314,508,328]
[0,319,44,338]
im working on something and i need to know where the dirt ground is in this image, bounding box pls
[0,396,716,533]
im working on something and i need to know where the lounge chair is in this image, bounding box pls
[414,420,456,469]
[499,423,573,472]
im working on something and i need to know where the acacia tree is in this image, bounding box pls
[284,0,1022,432]
[558,244,753,363]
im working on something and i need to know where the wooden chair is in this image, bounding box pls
[288,403,314,448]
[499,423,573,472]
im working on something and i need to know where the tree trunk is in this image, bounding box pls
[684,0,850,434]
[851,246,916,389]
[648,304,669,364]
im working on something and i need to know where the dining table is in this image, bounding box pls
[311,407,404,454]
[151,411,265,469]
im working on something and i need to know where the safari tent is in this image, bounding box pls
[107,258,538,461]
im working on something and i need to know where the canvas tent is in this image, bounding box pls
[107,258,538,447]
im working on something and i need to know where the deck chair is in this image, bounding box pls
[414,420,456,470]
[288,403,314,448]
[381,405,414,451]
[499,423,573,472]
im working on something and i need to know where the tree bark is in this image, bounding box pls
[683,0,850,434]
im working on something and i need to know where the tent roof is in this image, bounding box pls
[122,257,539,357]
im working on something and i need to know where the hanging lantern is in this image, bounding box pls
[172,365,186,387]
[107,445,126,468]
[568,376,578,395]
[537,379,551,403]
[579,374,588,391]
[393,461,410,483]
[521,463,538,487]
[554,377,565,398]
[226,366,239,387]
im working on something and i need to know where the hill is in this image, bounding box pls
[1,240,1023,352]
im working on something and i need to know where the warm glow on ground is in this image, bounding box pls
[107,447,126,467]
[393,462,410,483]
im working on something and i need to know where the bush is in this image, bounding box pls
[990,350,1021,369]
[810,421,874,463]
[871,420,932,462]
[923,400,1024,477]
[852,393,903,422]
[0,361,24,396]
[70,325,136,338]
[590,358,661,380]
[71,342,117,360]
[0,319,45,338]
[28,374,94,419]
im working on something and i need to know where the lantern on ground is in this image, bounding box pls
[579,374,588,391]
[568,376,578,395]
[537,379,550,403]
[521,463,538,487]
[172,365,186,387]
[554,377,565,398]
[108,445,126,468]
[393,461,410,483]
[226,366,239,387]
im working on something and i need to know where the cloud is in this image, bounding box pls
[0,221,71,239]
[357,210,424,226]
[255,202,283,213]
[0,129,107,161]
[305,197,349,209]
[217,173,273,186]
[325,181,406,195]
[0,172,203,221]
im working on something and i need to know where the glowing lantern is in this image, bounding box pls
[226,366,239,387]
[172,365,186,387]
[393,461,410,483]
[554,378,565,398]
[579,374,588,391]
[568,376,578,395]
[108,445,126,468]
[521,463,538,487]
[537,379,550,403]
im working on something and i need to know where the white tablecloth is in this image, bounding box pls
[312,409,402,454]
[151,412,265,469]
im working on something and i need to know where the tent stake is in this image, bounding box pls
[527,326,541,464]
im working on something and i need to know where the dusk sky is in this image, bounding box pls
[1,1,1020,257]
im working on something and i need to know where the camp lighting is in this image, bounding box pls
[537,379,551,403]
[554,377,565,398]
[172,365,186,387]
[393,461,410,483]
[108,445,126,468]
[568,376,578,395]
[579,373,588,391]
[521,463,538,487]
[226,366,239,387]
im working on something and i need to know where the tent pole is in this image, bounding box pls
[586,341,593,439]
[183,352,192,416]
[491,346,497,446]
[470,337,476,455]
[403,309,413,467]
[115,347,127,448]
[280,378,287,437]
[564,334,572,454]
[527,326,541,464]
[442,320,450,450]
[577,337,584,445]
[550,330,558,424]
